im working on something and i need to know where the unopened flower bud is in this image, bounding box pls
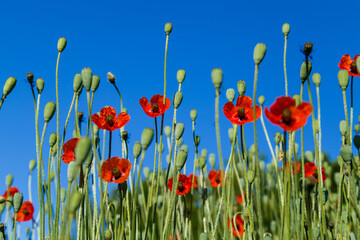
[253,43,267,65]
[237,80,246,96]
[300,61,312,82]
[57,37,67,53]
[293,94,301,107]
[107,72,116,84]
[68,191,82,213]
[226,88,235,102]
[91,75,100,92]
[143,167,150,180]
[190,109,197,121]
[282,23,290,36]
[339,120,348,136]
[105,229,112,239]
[340,145,353,164]
[303,42,313,57]
[36,78,44,94]
[275,132,282,145]
[312,73,321,87]
[84,150,93,168]
[133,142,142,158]
[209,153,215,169]
[29,160,36,172]
[13,192,23,213]
[211,68,223,89]
[141,128,154,150]
[177,69,185,84]
[199,156,206,169]
[201,149,207,158]
[270,220,277,234]
[175,123,185,140]
[312,226,320,240]
[3,77,17,97]
[75,138,92,164]
[338,69,349,91]
[194,136,200,147]
[355,124,360,134]
[305,151,313,162]
[67,162,78,182]
[164,126,171,137]
[228,128,235,143]
[6,174,13,188]
[81,67,92,91]
[247,169,255,184]
[72,73,82,93]
[258,95,265,106]
[177,138,183,147]
[173,91,183,109]
[176,145,188,170]
[27,73,34,84]
[200,233,208,240]
[93,124,99,136]
[165,23,173,35]
[44,101,56,122]
[49,133,57,147]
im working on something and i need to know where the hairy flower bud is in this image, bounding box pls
[338,69,349,90]
[177,69,186,84]
[13,192,23,213]
[282,23,290,36]
[75,138,92,164]
[141,128,154,150]
[57,37,67,53]
[29,159,36,172]
[165,23,173,35]
[36,78,44,94]
[44,101,56,123]
[211,68,223,89]
[91,75,100,92]
[190,109,197,121]
[68,191,82,213]
[176,145,188,170]
[340,145,353,164]
[27,73,34,84]
[67,162,78,182]
[173,91,183,109]
[107,72,115,84]
[312,73,321,87]
[339,120,348,136]
[200,233,208,240]
[81,67,92,91]
[253,43,267,65]
[175,123,185,140]
[49,133,57,147]
[133,141,142,159]
[164,126,171,137]
[6,174,13,188]
[300,61,312,82]
[258,95,265,106]
[73,73,82,93]
[3,77,17,97]
[209,153,215,169]
[237,80,246,96]
[226,88,235,102]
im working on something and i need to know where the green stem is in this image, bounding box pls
[284,35,288,96]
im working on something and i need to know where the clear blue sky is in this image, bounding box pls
[0,0,359,231]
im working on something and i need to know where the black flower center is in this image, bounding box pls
[151,103,159,113]
[282,109,292,124]
[215,176,220,183]
[178,182,184,191]
[237,107,246,120]
[105,115,114,126]
[351,62,358,74]
[112,167,121,179]
[23,209,29,216]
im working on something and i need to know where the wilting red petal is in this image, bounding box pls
[101,157,132,184]
[167,174,192,195]
[17,201,34,222]
[1,186,19,199]
[62,138,80,163]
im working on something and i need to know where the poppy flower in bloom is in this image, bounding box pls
[1,186,19,199]
[228,215,244,237]
[338,54,360,77]
[223,96,261,125]
[92,106,130,132]
[304,162,326,182]
[139,94,171,118]
[281,161,301,175]
[62,138,80,163]
[101,157,132,184]
[236,192,246,204]
[208,170,224,187]
[16,201,34,222]
[167,174,192,195]
[188,174,199,188]
[264,96,313,132]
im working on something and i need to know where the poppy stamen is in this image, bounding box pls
[351,62,358,74]
[23,209,29,216]
[215,176,220,183]
[282,109,292,124]
[178,182,184,191]
[151,103,159,113]
[237,107,246,120]
[112,167,122,179]
[105,115,114,126]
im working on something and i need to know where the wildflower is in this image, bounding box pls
[338,54,360,77]
[223,96,261,125]
[228,214,244,237]
[188,174,199,188]
[167,174,191,195]
[281,161,301,175]
[101,157,132,184]
[304,162,326,182]
[139,94,171,118]
[1,187,19,199]
[208,170,224,187]
[92,106,130,132]
[236,192,246,204]
[16,201,34,222]
[264,96,312,131]
[62,138,80,163]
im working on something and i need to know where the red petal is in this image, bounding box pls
[100,106,116,119]
[269,96,295,116]
[235,96,253,109]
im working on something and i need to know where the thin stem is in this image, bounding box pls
[284,35,288,96]
[350,75,354,144]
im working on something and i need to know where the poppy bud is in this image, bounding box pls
[237,80,246,96]
[49,133,57,147]
[247,169,255,184]
[73,73,82,93]
[176,145,188,171]
[158,143,164,153]
[312,73,321,87]
[60,188,66,202]
[68,191,83,213]
[305,151,313,162]
[354,135,360,149]
[105,229,112,240]
[209,153,215,169]
[164,126,171,137]
[165,22,173,35]
[67,161,78,182]
[57,37,67,53]
[36,78,44,94]
[6,174,13,188]
[190,109,197,121]
[81,67,93,91]
[274,132,282,145]
[263,233,272,240]
[337,155,344,167]
[355,124,360,134]
[91,125,98,137]
[75,138,92,164]
[177,69,186,84]
[340,145,353,164]
[253,43,267,65]
[13,192,23,213]
[300,61,312,82]
[194,136,200,147]
[338,69,349,91]
[339,120,348,136]
[133,141,142,159]
[226,88,235,102]
[143,167,150,180]
[303,42,313,57]
[107,72,116,84]
[293,94,301,107]
[228,128,235,143]
[84,150,93,168]
[211,68,223,89]
[175,123,185,140]
[313,119,319,133]
[91,75,100,92]
[258,95,265,106]
[3,77,17,97]
[44,101,56,123]
[201,149,207,158]
[141,128,154,150]
[29,159,36,172]
[312,226,320,240]
[177,138,183,147]
[27,73,34,84]
[199,233,208,240]
[173,91,183,109]
[199,156,206,169]
[282,23,290,36]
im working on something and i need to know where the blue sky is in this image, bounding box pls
[0,0,359,231]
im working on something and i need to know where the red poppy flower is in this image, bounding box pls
[208,170,224,187]
[92,106,130,132]
[236,192,246,204]
[281,161,301,175]
[1,186,19,199]
[228,214,244,237]
[101,157,132,184]
[223,96,261,125]
[167,174,192,195]
[188,174,199,188]
[304,162,326,182]
[264,96,313,131]
[139,94,171,118]
[16,201,34,222]
[338,54,360,77]
[62,138,80,163]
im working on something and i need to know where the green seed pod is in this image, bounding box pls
[305,151,313,162]
[13,192,23,213]
[177,69,186,84]
[340,145,353,163]
[312,73,321,87]
[165,23,173,35]
[57,37,67,53]
[247,170,255,184]
[274,132,282,145]
[75,138,92,164]
[313,227,320,240]
[164,126,171,137]
[84,150,93,168]
[293,94,301,107]
[355,124,360,134]
[27,73,34,84]
[200,233,208,240]
[6,174,13,188]
[81,67,93,91]
[143,167,150,180]
[44,101,56,123]
[339,120,348,136]
[175,123,185,140]
[300,61,312,82]
[29,159,36,172]
[173,91,183,109]
[258,95,265,106]
[226,88,235,102]
[263,233,272,240]
[49,133,57,147]
[228,128,235,143]
[201,149,207,158]
[313,119,319,133]
[199,156,206,169]
[237,80,246,96]
[3,77,17,97]
[282,23,290,36]
[209,153,215,169]
[253,43,267,65]
[67,161,78,182]
[133,141,142,158]
[68,191,83,213]
[36,78,44,94]
[176,145,188,171]
[354,135,360,149]
[91,75,100,92]
[105,229,112,239]
[338,69,349,91]
[194,136,200,147]
[190,109,197,121]
[211,68,223,89]
[141,128,154,150]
